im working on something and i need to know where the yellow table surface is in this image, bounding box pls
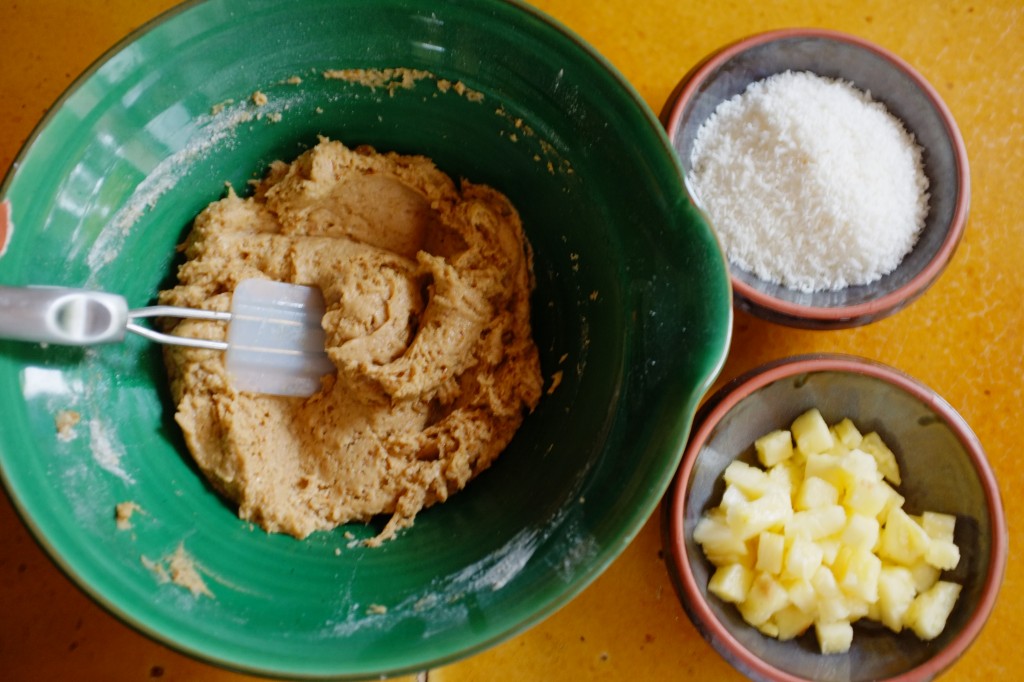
[1,1,1020,680]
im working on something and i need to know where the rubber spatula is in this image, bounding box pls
[0,278,335,397]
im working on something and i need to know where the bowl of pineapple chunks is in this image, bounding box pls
[665,354,1006,682]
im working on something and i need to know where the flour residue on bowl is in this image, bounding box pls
[84,92,302,282]
[319,496,597,642]
[88,418,134,484]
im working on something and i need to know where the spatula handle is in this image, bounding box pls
[0,286,128,345]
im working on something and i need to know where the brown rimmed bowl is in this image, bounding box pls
[665,354,1006,681]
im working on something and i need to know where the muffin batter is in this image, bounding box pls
[161,138,542,544]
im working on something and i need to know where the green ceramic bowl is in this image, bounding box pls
[0,0,730,678]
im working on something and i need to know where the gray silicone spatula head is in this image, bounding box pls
[225,279,336,398]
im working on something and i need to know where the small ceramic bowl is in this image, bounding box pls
[665,354,1006,682]
[661,29,970,329]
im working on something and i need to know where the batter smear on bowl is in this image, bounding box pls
[161,138,543,545]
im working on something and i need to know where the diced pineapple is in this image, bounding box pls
[784,537,824,581]
[785,504,846,540]
[815,620,854,654]
[878,481,906,521]
[860,432,901,485]
[794,476,840,511]
[708,563,755,604]
[838,449,882,486]
[791,408,834,455]
[866,598,881,623]
[785,578,818,615]
[695,411,964,653]
[843,475,890,518]
[773,604,816,640]
[739,573,790,626]
[844,595,871,622]
[833,418,863,449]
[803,453,846,491]
[719,483,750,512]
[879,507,931,566]
[768,459,800,493]
[904,581,962,640]
[811,567,850,623]
[827,429,852,457]
[756,531,786,575]
[817,537,842,565]
[756,429,794,468]
[877,565,916,632]
[832,546,881,603]
[694,512,750,566]
[841,514,880,553]
[723,460,773,498]
[920,511,957,543]
[907,559,941,593]
[925,539,961,571]
[727,488,791,540]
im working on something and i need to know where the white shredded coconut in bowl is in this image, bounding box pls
[688,70,930,293]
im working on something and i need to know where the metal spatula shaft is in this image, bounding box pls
[0,279,334,397]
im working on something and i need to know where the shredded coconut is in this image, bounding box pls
[688,70,929,293]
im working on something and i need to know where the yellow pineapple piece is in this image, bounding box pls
[879,507,931,566]
[877,480,906,521]
[773,604,816,640]
[904,581,962,640]
[727,487,791,540]
[783,536,824,581]
[832,418,863,449]
[755,429,794,468]
[840,514,880,553]
[739,573,790,626]
[791,408,834,455]
[859,432,901,485]
[803,453,846,491]
[794,476,840,511]
[920,511,956,543]
[756,531,786,575]
[785,504,846,541]
[843,475,890,518]
[718,482,750,512]
[907,559,941,593]
[767,459,800,493]
[877,565,916,632]
[785,578,818,615]
[817,536,842,565]
[925,539,961,571]
[832,546,881,603]
[723,460,773,498]
[815,620,854,654]
[811,567,850,623]
[838,449,882,488]
[694,512,750,566]
[708,563,755,604]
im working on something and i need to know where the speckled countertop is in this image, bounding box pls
[1,1,1021,680]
